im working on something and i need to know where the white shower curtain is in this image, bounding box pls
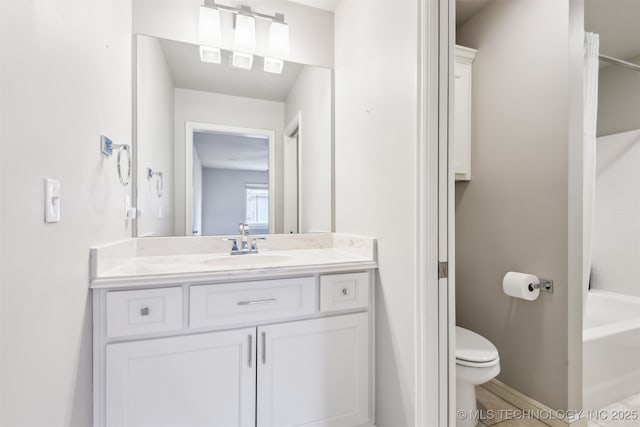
[583,32,599,307]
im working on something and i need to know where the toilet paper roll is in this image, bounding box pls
[503,272,540,301]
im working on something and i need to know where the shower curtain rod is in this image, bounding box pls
[599,54,640,72]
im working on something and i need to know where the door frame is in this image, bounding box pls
[283,112,302,233]
[415,0,455,425]
[185,121,276,236]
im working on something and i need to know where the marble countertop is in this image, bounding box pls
[90,234,377,289]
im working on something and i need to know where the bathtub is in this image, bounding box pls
[583,290,640,409]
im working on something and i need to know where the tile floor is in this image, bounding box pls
[587,392,640,427]
[474,386,548,427]
[474,386,640,427]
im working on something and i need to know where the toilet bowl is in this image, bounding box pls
[456,326,500,427]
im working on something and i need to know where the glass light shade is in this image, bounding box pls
[264,57,284,74]
[232,51,254,70]
[199,6,221,47]
[268,21,290,59]
[234,13,256,54]
[199,45,221,64]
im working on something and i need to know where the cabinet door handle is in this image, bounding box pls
[140,307,150,316]
[261,331,266,364]
[248,334,253,368]
[237,298,277,306]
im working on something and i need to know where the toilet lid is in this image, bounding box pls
[456,327,499,366]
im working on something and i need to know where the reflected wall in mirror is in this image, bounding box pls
[135,35,332,237]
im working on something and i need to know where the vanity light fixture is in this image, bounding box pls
[201,1,289,72]
[232,11,256,69]
[199,6,222,64]
[264,19,289,74]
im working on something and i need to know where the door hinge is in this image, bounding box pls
[438,262,448,279]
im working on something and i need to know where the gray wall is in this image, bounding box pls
[202,168,268,235]
[596,54,640,137]
[456,0,572,410]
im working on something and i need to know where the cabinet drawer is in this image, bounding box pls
[320,272,370,312]
[106,287,183,338]
[190,277,316,328]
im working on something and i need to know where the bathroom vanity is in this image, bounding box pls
[91,234,377,427]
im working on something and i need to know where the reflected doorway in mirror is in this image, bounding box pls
[185,122,275,236]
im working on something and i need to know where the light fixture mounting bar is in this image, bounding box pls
[203,0,286,23]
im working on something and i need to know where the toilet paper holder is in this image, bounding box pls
[528,279,554,293]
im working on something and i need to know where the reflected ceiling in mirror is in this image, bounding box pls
[135,35,333,238]
[161,39,305,101]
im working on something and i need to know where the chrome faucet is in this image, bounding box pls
[239,223,250,251]
[223,223,266,255]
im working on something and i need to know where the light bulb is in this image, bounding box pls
[268,21,289,59]
[234,13,256,54]
[199,6,221,48]
[199,46,221,64]
[264,57,284,74]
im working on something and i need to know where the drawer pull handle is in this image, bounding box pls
[140,307,150,316]
[342,288,349,296]
[237,298,278,306]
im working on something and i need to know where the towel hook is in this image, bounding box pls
[147,167,164,198]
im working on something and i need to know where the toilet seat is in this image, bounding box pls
[456,326,499,367]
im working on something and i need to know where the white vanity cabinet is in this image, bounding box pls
[257,313,370,427]
[93,271,375,427]
[454,45,477,181]
[106,328,257,427]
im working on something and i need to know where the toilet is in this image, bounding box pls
[456,326,500,427]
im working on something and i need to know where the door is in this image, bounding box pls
[257,313,370,427]
[106,329,256,427]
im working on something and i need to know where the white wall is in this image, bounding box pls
[132,0,334,68]
[456,0,572,410]
[334,0,418,425]
[597,55,640,137]
[174,89,284,233]
[0,0,132,425]
[192,148,203,235]
[136,35,175,237]
[592,129,640,297]
[285,66,332,233]
[202,168,269,235]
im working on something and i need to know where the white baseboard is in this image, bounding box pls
[481,379,587,427]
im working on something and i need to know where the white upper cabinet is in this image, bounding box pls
[454,45,477,181]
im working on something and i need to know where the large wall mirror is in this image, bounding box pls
[134,35,333,237]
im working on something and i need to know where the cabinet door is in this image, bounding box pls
[455,60,472,180]
[257,313,370,427]
[106,329,256,427]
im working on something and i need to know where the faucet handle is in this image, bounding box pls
[223,238,238,252]
[239,223,250,234]
[251,237,266,251]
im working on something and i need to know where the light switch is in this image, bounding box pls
[44,178,61,223]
